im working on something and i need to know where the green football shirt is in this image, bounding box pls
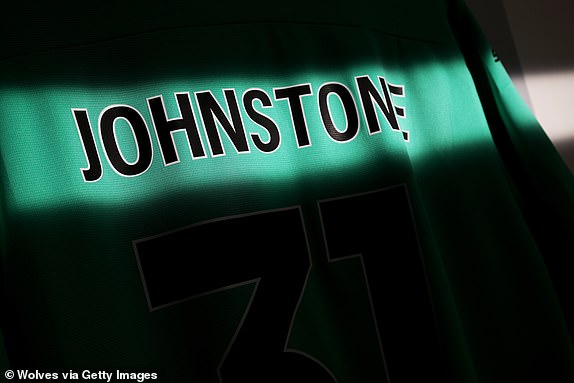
[1,0,573,381]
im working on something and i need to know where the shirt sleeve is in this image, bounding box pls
[448,0,574,348]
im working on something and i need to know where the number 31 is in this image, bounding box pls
[134,186,447,382]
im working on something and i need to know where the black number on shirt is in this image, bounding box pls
[319,186,445,382]
[134,185,445,382]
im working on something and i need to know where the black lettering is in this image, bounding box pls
[147,93,206,165]
[196,89,249,156]
[72,109,103,182]
[318,83,359,142]
[356,76,401,134]
[274,84,313,147]
[243,89,281,153]
[100,105,153,177]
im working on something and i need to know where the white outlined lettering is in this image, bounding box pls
[318,82,360,143]
[72,108,103,182]
[242,88,281,154]
[355,76,408,141]
[147,93,207,166]
[196,89,251,158]
[73,74,408,182]
[273,83,313,148]
[98,105,153,178]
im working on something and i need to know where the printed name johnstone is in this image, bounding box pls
[72,74,408,182]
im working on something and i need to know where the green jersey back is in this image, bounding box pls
[1,0,574,382]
